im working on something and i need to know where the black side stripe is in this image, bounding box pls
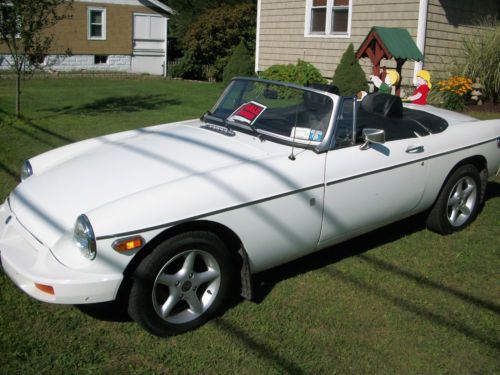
[327,137,497,186]
[96,183,324,240]
[97,137,497,240]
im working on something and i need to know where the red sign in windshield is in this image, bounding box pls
[228,101,267,126]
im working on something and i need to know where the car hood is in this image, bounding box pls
[9,121,275,247]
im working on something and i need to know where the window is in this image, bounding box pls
[305,0,352,38]
[88,7,106,40]
[332,97,356,149]
[133,13,165,40]
[94,55,108,64]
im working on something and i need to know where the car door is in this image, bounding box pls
[318,97,429,247]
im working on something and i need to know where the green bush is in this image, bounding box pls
[168,53,202,80]
[222,42,255,85]
[332,43,368,96]
[459,17,500,102]
[260,59,327,86]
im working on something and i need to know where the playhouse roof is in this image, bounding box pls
[356,27,423,62]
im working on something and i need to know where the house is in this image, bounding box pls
[255,0,499,85]
[0,0,174,76]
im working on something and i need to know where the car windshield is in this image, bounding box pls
[208,78,335,146]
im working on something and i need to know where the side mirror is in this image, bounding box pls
[360,128,385,150]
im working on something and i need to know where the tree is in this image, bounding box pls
[332,43,368,96]
[181,2,256,80]
[222,42,255,85]
[0,0,73,117]
[164,0,254,41]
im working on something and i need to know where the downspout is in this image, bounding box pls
[414,0,429,84]
[255,0,261,73]
[164,16,168,78]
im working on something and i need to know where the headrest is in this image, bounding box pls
[361,92,403,118]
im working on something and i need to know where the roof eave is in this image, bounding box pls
[146,0,175,15]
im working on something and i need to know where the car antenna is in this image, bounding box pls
[288,102,300,161]
[289,127,297,160]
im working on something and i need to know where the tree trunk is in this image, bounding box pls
[15,72,21,118]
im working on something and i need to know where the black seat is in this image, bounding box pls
[361,92,403,118]
[358,93,425,141]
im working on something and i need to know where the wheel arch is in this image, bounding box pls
[119,220,253,302]
[444,155,488,202]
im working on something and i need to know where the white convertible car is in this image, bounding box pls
[1,78,499,336]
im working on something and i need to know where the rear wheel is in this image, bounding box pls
[128,231,234,336]
[426,165,482,234]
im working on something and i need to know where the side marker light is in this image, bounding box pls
[35,283,55,295]
[112,236,145,252]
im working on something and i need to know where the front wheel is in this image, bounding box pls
[128,231,234,336]
[426,164,482,234]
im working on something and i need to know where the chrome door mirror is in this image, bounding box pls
[360,128,385,150]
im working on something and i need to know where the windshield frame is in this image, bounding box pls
[207,77,340,152]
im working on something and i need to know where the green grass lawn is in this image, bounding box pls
[0,78,499,374]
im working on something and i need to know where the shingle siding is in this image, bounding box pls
[257,0,499,86]
[257,0,420,84]
[423,0,499,79]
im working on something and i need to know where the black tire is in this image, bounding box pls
[426,164,482,235]
[128,231,234,337]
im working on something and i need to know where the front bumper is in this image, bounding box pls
[0,201,123,304]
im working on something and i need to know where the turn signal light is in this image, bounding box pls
[35,283,55,295]
[112,236,145,252]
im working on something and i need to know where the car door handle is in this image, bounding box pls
[406,145,424,153]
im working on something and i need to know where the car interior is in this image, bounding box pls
[357,92,449,141]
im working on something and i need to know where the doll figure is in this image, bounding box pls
[407,70,431,105]
[369,69,400,95]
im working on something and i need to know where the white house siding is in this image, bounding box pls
[423,0,499,79]
[257,0,420,85]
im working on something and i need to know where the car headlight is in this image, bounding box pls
[74,215,96,260]
[20,160,33,181]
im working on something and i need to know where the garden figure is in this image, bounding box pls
[369,69,400,94]
[406,70,431,105]
[470,78,483,105]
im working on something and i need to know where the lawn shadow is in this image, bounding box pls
[484,179,500,201]
[252,212,429,302]
[253,179,500,301]
[0,159,19,180]
[42,94,181,116]
[75,301,132,323]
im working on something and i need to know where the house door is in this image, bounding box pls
[132,13,166,75]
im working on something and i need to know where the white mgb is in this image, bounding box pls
[1,78,499,336]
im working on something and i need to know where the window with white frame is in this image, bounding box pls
[306,0,351,37]
[88,7,106,40]
[133,13,165,40]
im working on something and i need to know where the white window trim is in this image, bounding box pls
[87,7,106,40]
[304,0,352,39]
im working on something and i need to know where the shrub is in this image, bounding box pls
[222,42,255,85]
[332,43,368,96]
[260,59,327,86]
[459,17,500,102]
[168,54,202,80]
[433,75,472,111]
